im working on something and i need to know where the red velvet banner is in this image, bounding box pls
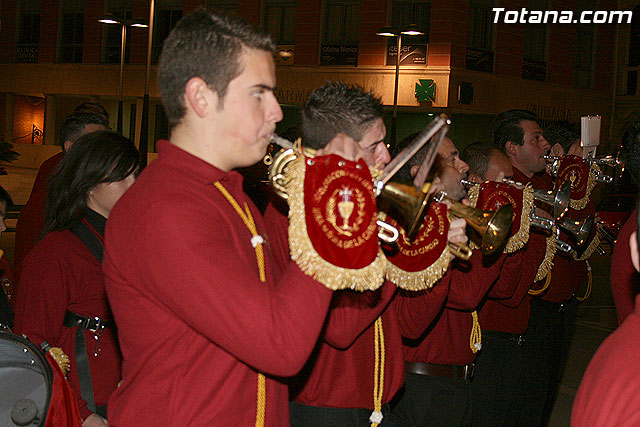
[474,181,523,238]
[556,155,591,201]
[302,154,379,269]
[385,202,449,272]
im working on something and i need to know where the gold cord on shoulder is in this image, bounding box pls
[213,181,267,427]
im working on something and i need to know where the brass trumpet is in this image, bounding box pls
[264,115,452,244]
[434,192,514,257]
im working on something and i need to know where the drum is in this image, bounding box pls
[0,330,52,427]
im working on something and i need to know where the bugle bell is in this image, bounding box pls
[557,215,594,252]
[434,192,514,256]
[502,178,571,221]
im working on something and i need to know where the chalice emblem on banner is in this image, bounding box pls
[338,187,354,230]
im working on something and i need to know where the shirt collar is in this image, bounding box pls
[156,139,245,191]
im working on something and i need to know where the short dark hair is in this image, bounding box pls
[45,131,139,234]
[623,122,640,184]
[299,82,384,149]
[74,102,109,121]
[394,132,422,183]
[0,185,13,208]
[545,121,580,154]
[59,112,109,149]
[158,8,275,128]
[461,141,501,180]
[493,109,538,152]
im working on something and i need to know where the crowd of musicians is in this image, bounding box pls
[0,8,639,427]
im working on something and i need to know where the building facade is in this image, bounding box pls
[0,0,637,157]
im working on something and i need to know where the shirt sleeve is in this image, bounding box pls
[445,252,506,310]
[130,200,333,377]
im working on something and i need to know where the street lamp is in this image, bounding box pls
[98,14,149,135]
[376,24,425,146]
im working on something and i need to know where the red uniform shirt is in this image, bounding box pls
[14,215,121,420]
[478,232,547,334]
[14,151,64,281]
[401,253,506,365]
[571,294,640,426]
[264,203,406,409]
[514,167,588,302]
[611,210,639,324]
[104,140,333,426]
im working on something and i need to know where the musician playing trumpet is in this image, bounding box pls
[387,134,526,427]
[461,142,548,427]
[264,82,469,426]
[496,110,591,426]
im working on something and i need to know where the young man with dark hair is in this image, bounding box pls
[14,111,108,281]
[461,143,547,426]
[265,81,400,426]
[495,109,588,426]
[545,121,582,158]
[103,10,335,425]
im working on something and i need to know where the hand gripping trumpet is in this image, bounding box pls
[264,114,452,244]
[432,190,514,257]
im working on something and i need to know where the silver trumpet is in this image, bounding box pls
[544,154,619,183]
[503,178,571,221]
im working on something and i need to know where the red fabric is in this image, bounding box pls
[555,155,591,201]
[611,210,639,324]
[45,352,83,427]
[104,140,333,426]
[264,202,405,409]
[514,168,588,302]
[385,202,449,272]
[14,152,64,282]
[478,232,548,334]
[14,229,122,420]
[571,294,640,426]
[401,255,504,365]
[474,181,526,238]
[303,154,378,269]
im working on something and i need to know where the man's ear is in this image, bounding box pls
[504,141,518,157]
[63,140,73,152]
[630,231,640,272]
[550,143,564,157]
[410,164,420,179]
[184,77,214,118]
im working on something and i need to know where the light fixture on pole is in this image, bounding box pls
[139,0,155,168]
[376,24,425,146]
[98,14,149,135]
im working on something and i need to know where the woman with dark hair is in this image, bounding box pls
[14,131,139,427]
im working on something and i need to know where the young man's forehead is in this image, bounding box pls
[520,119,543,134]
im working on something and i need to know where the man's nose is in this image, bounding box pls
[457,159,469,174]
[539,136,551,152]
[376,144,392,167]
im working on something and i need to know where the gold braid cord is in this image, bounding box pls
[370,317,385,427]
[470,311,482,353]
[285,155,386,291]
[569,164,599,210]
[48,347,71,377]
[466,184,533,253]
[213,182,267,427]
[574,232,601,261]
[576,260,593,302]
[379,213,450,291]
[533,231,557,283]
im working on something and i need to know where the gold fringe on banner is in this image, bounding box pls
[466,183,533,253]
[533,231,557,283]
[569,164,599,210]
[286,155,386,292]
[574,233,601,261]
